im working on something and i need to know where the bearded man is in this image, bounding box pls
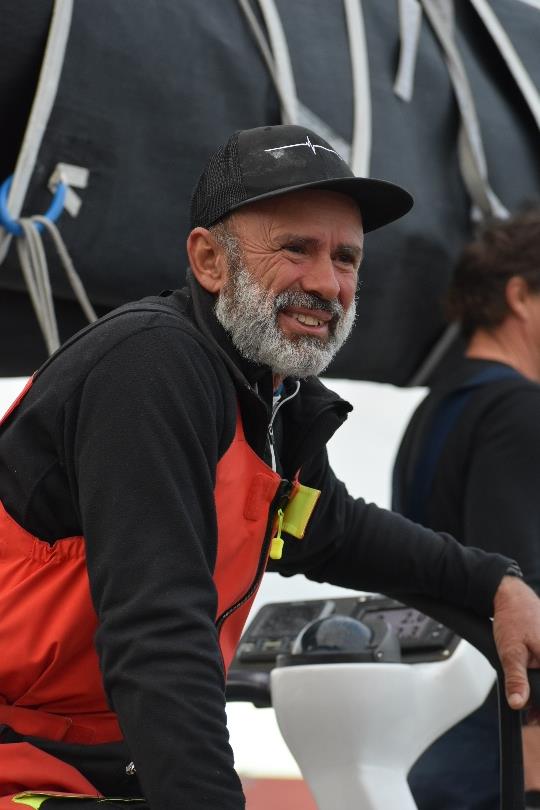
[0,125,539,810]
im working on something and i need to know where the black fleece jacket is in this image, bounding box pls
[0,281,512,810]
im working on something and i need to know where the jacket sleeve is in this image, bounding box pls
[62,325,244,810]
[272,447,511,617]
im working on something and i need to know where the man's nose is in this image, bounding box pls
[300,256,341,301]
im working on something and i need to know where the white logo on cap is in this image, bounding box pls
[265,135,342,159]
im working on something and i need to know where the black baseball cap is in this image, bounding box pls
[190,124,413,233]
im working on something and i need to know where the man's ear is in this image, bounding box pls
[505,275,530,321]
[187,227,227,293]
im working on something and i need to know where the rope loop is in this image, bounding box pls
[0,175,66,236]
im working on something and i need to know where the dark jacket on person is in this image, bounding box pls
[393,356,540,810]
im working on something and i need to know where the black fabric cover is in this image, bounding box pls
[1,0,539,381]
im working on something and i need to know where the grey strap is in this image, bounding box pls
[420,0,508,219]
[255,0,298,124]
[468,0,540,131]
[343,0,372,176]
[407,322,461,387]
[394,0,423,102]
[16,220,61,353]
[236,0,297,124]
[15,217,97,356]
[0,0,73,264]
[33,215,97,325]
[407,0,540,383]
[237,0,352,161]
[254,0,374,173]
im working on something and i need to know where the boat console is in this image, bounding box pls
[227,593,538,810]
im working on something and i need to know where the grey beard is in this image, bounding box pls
[215,259,357,379]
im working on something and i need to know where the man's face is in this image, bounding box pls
[214,189,363,378]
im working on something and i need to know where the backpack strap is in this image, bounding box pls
[394,364,522,523]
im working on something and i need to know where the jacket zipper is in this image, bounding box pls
[267,381,300,471]
[215,383,300,632]
[215,478,293,633]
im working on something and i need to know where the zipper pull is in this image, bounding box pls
[268,421,277,471]
[269,508,285,560]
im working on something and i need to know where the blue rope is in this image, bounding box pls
[0,174,67,236]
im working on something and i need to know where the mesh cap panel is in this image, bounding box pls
[190,133,247,228]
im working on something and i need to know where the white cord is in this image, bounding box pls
[343,0,372,176]
[421,0,508,219]
[14,216,96,356]
[0,0,73,263]
[468,0,540,131]
[236,0,351,161]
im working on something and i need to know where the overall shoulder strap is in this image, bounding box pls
[32,299,206,381]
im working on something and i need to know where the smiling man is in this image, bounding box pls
[1,125,540,810]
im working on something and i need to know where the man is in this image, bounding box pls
[393,209,540,809]
[0,125,538,810]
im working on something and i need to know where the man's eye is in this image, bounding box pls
[284,244,306,254]
[336,253,356,266]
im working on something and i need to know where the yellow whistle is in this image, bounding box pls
[270,536,284,560]
[269,508,285,560]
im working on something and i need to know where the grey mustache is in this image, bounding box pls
[274,291,343,317]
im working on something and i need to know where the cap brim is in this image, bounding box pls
[224,176,413,233]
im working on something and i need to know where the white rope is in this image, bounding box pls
[236,0,296,125]
[15,229,50,345]
[17,220,61,354]
[394,0,423,102]
[236,1,281,99]
[0,0,73,264]
[468,0,540,131]
[33,216,98,324]
[14,216,96,356]
[343,0,372,176]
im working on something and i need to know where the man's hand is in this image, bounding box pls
[493,576,540,710]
